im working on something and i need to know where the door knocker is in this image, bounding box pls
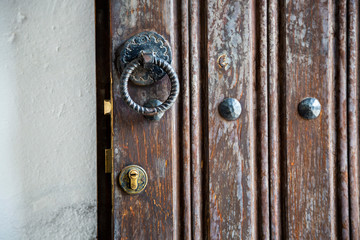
[117,31,179,120]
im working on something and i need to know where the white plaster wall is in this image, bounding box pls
[0,1,96,239]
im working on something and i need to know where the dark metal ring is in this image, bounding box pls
[119,55,179,116]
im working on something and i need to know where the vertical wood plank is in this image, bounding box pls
[110,1,180,239]
[283,1,336,238]
[107,1,360,239]
[336,0,350,238]
[206,0,257,238]
[328,0,337,238]
[189,0,203,238]
[256,0,270,239]
[268,0,281,239]
[180,0,192,239]
[348,0,360,238]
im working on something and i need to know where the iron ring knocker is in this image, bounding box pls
[119,52,180,120]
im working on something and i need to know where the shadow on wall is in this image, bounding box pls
[0,1,97,239]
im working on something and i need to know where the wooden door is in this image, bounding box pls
[98,0,360,239]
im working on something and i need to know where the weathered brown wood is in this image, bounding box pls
[205,0,257,239]
[103,1,360,239]
[268,0,281,239]
[282,1,336,238]
[189,0,203,239]
[336,0,350,238]
[180,0,191,239]
[110,1,181,239]
[348,0,360,238]
[329,0,338,238]
[256,0,270,239]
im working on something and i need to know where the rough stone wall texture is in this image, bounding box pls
[0,0,96,239]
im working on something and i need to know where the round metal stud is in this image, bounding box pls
[218,98,242,121]
[143,99,164,121]
[298,97,321,120]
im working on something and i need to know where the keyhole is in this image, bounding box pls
[119,165,148,194]
[129,169,139,190]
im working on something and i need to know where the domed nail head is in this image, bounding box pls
[218,98,242,121]
[298,97,321,120]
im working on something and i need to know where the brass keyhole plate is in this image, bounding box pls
[119,165,148,195]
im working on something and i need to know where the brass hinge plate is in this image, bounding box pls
[105,148,112,173]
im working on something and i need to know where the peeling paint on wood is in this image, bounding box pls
[107,0,360,239]
[283,1,334,238]
[110,0,179,239]
[206,0,257,239]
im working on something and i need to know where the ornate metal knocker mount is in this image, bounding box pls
[117,31,179,120]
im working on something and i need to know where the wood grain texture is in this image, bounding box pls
[180,0,191,239]
[268,0,281,239]
[189,0,203,239]
[348,0,360,238]
[110,1,181,239]
[105,1,360,239]
[282,1,336,238]
[336,0,350,238]
[205,0,257,239]
[256,0,270,239]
